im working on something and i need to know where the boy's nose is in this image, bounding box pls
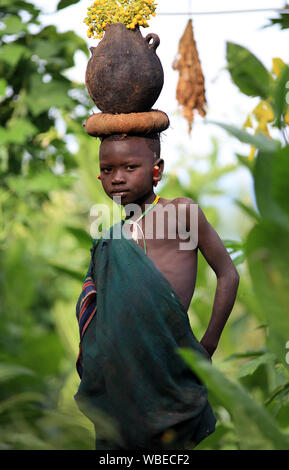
[111,170,125,184]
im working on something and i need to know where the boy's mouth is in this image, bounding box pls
[110,189,130,197]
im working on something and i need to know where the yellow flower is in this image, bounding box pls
[284,107,289,125]
[248,146,256,162]
[253,101,274,123]
[257,122,270,137]
[243,115,253,129]
[272,57,286,77]
[84,0,157,38]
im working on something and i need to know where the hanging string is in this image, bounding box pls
[157,8,289,16]
[188,0,192,19]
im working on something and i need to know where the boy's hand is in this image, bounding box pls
[200,338,216,359]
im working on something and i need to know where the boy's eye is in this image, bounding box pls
[126,165,137,170]
[100,165,138,173]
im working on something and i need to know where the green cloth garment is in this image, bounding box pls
[74,221,216,450]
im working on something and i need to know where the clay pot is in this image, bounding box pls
[85,23,164,114]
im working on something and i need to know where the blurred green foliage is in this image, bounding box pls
[0,0,289,450]
[183,40,289,450]
[0,0,98,449]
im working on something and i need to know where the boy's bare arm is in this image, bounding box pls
[192,203,240,357]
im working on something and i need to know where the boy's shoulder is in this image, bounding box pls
[159,196,199,209]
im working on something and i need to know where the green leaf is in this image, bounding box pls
[178,348,289,449]
[222,239,246,266]
[209,121,279,153]
[27,171,77,193]
[224,350,267,361]
[0,0,39,15]
[48,263,84,282]
[57,0,80,10]
[268,13,289,30]
[0,43,30,67]
[237,353,276,379]
[235,153,254,172]
[0,15,27,36]
[246,221,289,365]
[232,253,246,266]
[223,239,243,252]
[0,128,8,146]
[272,146,289,219]
[0,78,7,95]
[6,171,77,196]
[0,119,37,145]
[194,423,232,450]
[0,364,35,383]
[35,25,88,63]
[254,150,289,225]
[0,392,44,415]
[254,324,268,330]
[24,74,74,116]
[226,42,272,99]
[271,64,289,127]
[65,226,92,249]
[6,118,38,144]
[32,39,62,61]
[264,383,289,406]
[233,198,261,222]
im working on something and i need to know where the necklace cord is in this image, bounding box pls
[124,195,160,254]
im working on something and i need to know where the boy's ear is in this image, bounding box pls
[153,158,164,186]
[154,157,164,175]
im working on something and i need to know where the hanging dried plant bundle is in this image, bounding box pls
[173,19,207,133]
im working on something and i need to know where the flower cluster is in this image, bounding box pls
[84,0,157,39]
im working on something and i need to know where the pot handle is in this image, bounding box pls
[144,33,160,51]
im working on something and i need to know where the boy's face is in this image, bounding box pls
[99,136,161,205]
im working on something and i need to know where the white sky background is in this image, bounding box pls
[32,0,289,236]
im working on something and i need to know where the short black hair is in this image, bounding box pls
[99,132,161,159]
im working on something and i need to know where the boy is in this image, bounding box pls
[74,132,239,450]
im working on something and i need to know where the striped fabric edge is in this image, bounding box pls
[76,276,97,378]
[78,276,97,340]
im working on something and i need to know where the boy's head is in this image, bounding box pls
[98,133,164,205]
